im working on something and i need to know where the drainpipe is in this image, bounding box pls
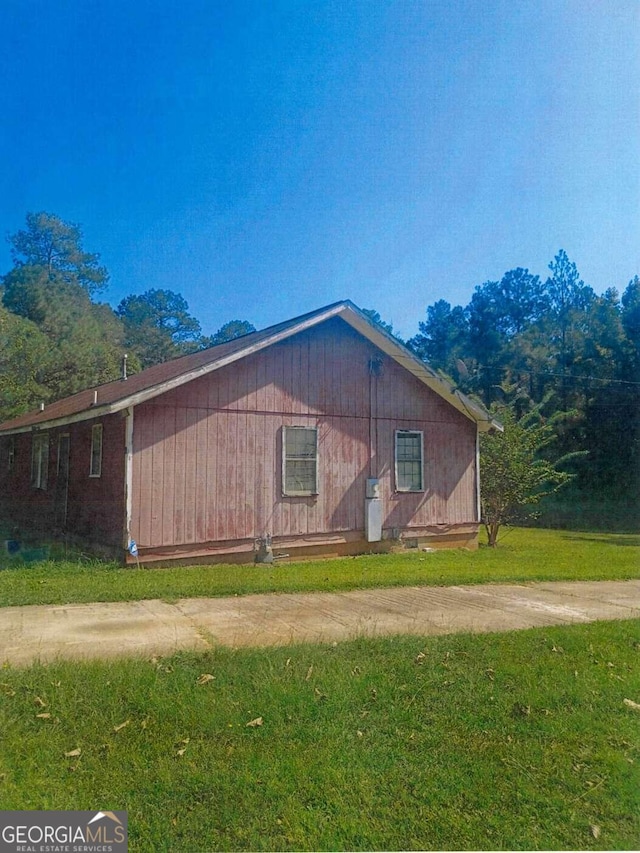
[366,356,383,542]
[123,407,135,553]
[475,426,481,524]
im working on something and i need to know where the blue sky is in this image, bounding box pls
[1,0,638,339]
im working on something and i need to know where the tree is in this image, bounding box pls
[1,212,132,406]
[2,266,133,400]
[494,268,546,335]
[621,276,640,370]
[116,289,202,367]
[7,211,109,295]
[408,299,468,376]
[361,308,395,337]
[544,250,596,409]
[582,277,640,497]
[480,397,575,546]
[0,306,52,421]
[203,319,256,347]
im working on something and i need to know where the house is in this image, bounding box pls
[0,301,501,564]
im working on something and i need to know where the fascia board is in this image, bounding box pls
[0,405,124,435]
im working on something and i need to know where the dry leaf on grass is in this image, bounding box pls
[64,748,81,758]
[305,666,313,681]
[36,713,51,720]
[33,696,47,708]
[623,698,640,712]
[590,825,601,839]
[114,720,130,732]
[175,737,190,755]
[414,652,426,664]
[246,717,263,728]
[196,673,215,685]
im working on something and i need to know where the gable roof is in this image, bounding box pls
[0,300,502,434]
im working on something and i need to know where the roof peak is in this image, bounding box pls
[0,300,501,434]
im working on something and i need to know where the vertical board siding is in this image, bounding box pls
[183,407,198,543]
[131,318,479,548]
[150,406,165,546]
[161,406,176,546]
[173,405,187,544]
[194,412,209,543]
[0,415,125,548]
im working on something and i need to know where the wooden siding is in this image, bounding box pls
[131,318,477,550]
[0,414,125,548]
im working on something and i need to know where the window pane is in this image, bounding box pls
[397,460,422,491]
[396,431,423,491]
[31,440,39,486]
[283,427,318,495]
[397,434,420,461]
[90,425,103,477]
[285,459,317,493]
[31,434,49,490]
[40,435,49,490]
[287,428,317,458]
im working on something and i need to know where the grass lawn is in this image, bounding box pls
[0,619,638,851]
[0,527,639,608]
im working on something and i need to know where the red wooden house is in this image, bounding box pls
[0,301,500,563]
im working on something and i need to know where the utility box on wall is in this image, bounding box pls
[365,478,382,541]
[366,477,380,499]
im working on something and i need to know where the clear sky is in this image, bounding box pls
[1,0,638,339]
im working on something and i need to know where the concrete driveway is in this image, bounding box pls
[1,579,639,666]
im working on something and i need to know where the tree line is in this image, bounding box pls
[405,254,640,505]
[1,212,638,529]
[0,212,255,420]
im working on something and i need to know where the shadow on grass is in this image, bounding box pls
[560,533,640,548]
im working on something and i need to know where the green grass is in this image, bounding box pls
[0,620,638,851]
[0,527,638,608]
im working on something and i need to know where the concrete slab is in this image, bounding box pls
[0,599,208,666]
[0,580,638,666]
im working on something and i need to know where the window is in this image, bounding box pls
[283,426,318,496]
[57,433,70,475]
[31,433,49,490]
[90,424,103,478]
[7,437,15,472]
[395,430,424,492]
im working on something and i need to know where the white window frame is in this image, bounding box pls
[90,423,103,478]
[394,429,424,493]
[31,432,49,490]
[282,425,319,497]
